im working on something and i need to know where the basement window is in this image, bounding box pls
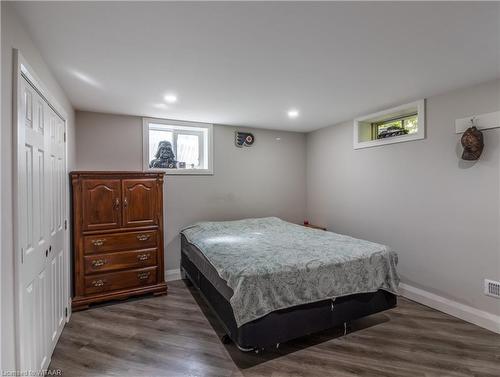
[143,118,213,175]
[353,100,425,149]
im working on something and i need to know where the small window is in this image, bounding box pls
[353,100,425,149]
[143,118,213,174]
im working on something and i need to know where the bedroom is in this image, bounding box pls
[1,1,499,376]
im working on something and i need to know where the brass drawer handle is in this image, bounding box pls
[137,272,150,280]
[91,279,105,287]
[137,253,150,262]
[137,234,151,241]
[91,259,106,268]
[92,239,106,247]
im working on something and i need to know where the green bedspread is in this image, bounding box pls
[181,217,399,327]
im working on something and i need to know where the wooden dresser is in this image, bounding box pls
[70,171,167,310]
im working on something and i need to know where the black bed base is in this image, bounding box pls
[181,251,397,350]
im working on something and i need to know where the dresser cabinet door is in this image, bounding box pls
[122,178,159,228]
[82,179,122,231]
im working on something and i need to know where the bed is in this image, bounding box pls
[180,217,399,351]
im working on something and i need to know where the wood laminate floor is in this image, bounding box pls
[50,280,500,377]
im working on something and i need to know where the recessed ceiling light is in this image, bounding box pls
[164,94,178,103]
[287,109,299,118]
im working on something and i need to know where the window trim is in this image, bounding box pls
[353,99,425,150]
[142,117,214,175]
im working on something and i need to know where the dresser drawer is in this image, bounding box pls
[84,230,158,254]
[84,267,157,295]
[84,248,157,274]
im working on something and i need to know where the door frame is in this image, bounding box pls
[12,49,71,370]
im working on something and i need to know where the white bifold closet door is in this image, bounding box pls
[18,76,67,372]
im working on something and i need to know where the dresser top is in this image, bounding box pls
[70,171,165,176]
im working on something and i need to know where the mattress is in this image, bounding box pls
[181,234,233,301]
[181,217,399,327]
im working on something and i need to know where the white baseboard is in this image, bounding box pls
[399,283,500,334]
[165,268,182,282]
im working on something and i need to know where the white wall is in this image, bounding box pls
[307,79,500,317]
[75,111,307,270]
[1,3,75,370]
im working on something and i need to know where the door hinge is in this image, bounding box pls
[63,132,66,142]
[65,307,68,317]
[64,219,68,230]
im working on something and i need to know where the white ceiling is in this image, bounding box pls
[13,1,500,132]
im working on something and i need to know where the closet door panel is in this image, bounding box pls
[18,79,54,372]
[46,106,67,353]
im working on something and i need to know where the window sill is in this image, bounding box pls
[146,168,214,176]
[353,132,424,149]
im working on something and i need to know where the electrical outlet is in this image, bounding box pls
[484,279,500,298]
